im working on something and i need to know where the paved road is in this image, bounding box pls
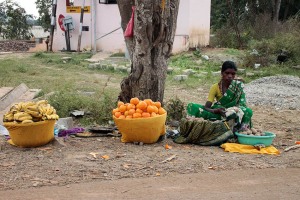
[1,168,299,200]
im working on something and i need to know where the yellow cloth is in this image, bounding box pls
[207,83,222,102]
[221,143,280,155]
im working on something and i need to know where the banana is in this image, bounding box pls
[26,105,39,112]
[46,106,54,115]
[24,101,36,108]
[44,114,59,120]
[21,119,34,124]
[14,112,33,121]
[36,100,48,106]
[26,110,42,118]
[3,112,14,122]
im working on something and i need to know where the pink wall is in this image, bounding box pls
[53,0,211,53]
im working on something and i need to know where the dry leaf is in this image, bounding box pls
[89,152,99,159]
[101,155,110,160]
[123,163,131,169]
[161,154,177,163]
[165,144,172,150]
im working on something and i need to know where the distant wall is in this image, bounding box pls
[53,0,211,53]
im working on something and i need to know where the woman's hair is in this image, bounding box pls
[221,61,237,72]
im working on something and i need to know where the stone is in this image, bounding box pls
[182,69,195,76]
[212,71,221,76]
[61,57,72,61]
[167,67,174,74]
[174,75,188,81]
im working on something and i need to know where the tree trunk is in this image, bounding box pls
[117,0,180,103]
[273,0,281,22]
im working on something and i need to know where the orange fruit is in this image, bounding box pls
[144,99,153,106]
[128,108,136,115]
[135,108,143,114]
[127,103,136,110]
[130,97,140,105]
[112,108,119,115]
[142,112,151,118]
[153,106,159,114]
[136,101,147,110]
[147,105,156,113]
[154,101,161,108]
[126,115,133,119]
[151,112,157,117]
[158,107,166,115]
[114,112,122,118]
[119,115,125,119]
[133,113,142,118]
[117,101,124,107]
[119,105,127,113]
[124,111,129,116]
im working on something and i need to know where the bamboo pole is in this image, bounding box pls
[77,0,86,53]
[49,0,57,52]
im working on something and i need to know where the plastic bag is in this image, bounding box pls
[124,6,135,37]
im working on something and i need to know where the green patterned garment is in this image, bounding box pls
[173,118,234,146]
[187,80,253,126]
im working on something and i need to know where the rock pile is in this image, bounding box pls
[245,75,300,110]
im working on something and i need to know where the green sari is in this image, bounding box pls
[187,80,253,127]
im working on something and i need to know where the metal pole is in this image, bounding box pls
[66,24,71,51]
[93,0,97,54]
[77,0,86,52]
[49,0,57,52]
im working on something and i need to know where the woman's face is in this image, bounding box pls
[221,68,236,83]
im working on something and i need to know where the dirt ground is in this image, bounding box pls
[1,105,300,192]
[0,50,300,198]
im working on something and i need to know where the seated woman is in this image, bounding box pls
[186,60,253,129]
[173,61,253,146]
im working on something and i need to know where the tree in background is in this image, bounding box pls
[117,0,180,103]
[211,0,300,47]
[0,0,32,40]
[35,0,52,31]
[211,0,300,32]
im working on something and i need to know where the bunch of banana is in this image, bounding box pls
[14,112,33,122]
[3,100,59,123]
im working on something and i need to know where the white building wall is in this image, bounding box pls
[53,0,211,53]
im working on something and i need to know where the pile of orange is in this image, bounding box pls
[112,97,167,119]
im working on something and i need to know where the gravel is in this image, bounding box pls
[245,75,300,110]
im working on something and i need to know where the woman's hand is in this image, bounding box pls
[213,108,226,116]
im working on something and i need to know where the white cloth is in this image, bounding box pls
[0,125,9,136]
[225,107,244,124]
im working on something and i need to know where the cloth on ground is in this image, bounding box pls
[58,127,85,137]
[173,118,234,146]
[221,143,280,155]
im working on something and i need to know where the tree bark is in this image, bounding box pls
[272,0,281,32]
[117,0,180,103]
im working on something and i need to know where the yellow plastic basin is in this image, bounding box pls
[4,120,55,148]
[113,113,166,144]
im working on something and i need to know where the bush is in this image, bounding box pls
[165,96,186,122]
[48,90,117,126]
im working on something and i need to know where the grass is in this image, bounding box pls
[1,49,299,125]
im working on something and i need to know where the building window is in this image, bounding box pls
[99,0,117,4]
[66,0,74,6]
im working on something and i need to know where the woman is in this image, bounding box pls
[187,61,253,129]
[173,61,252,145]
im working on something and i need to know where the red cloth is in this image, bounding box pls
[124,6,135,37]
